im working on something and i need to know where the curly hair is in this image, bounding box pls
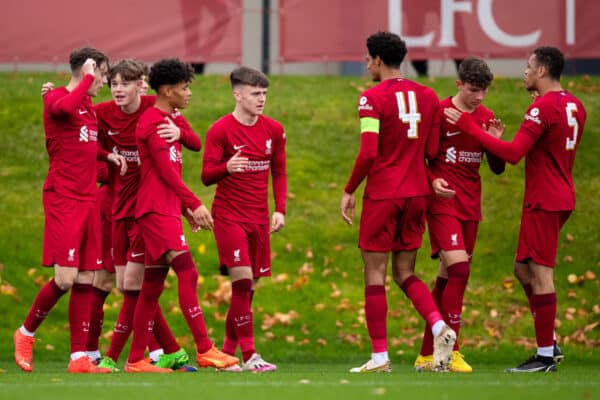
[108,59,144,82]
[69,47,109,73]
[148,58,194,92]
[366,31,407,68]
[457,57,494,89]
[533,46,564,81]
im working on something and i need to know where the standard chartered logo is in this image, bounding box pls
[445,146,457,163]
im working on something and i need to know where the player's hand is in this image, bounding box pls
[444,107,462,125]
[41,82,55,97]
[184,208,201,232]
[157,117,181,143]
[341,191,355,225]
[483,119,505,138]
[107,153,128,176]
[191,205,214,231]
[81,58,96,76]
[227,150,249,174]
[270,211,285,233]
[432,178,455,199]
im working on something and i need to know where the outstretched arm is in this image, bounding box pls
[444,108,534,165]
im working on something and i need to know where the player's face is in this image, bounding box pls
[524,54,540,92]
[235,85,267,116]
[456,81,488,110]
[88,62,108,97]
[169,81,192,109]
[366,54,381,82]
[110,73,140,107]
[139,75,149,96]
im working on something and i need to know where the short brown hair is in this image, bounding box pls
[457,57,493,89]
[109,59,145,82]
[69,47,108,73]
[230,66,269,89]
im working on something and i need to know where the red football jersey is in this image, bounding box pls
[42,75,99,200]
[96,95,156,220]
[356,78,439,199]
[520,91,586,211]
[202,114,287,224]
[135,107,202,219]
[428,97,501,221]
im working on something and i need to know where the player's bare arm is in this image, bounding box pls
[340,191,355,225]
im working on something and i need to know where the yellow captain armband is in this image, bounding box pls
[360,117,380,134]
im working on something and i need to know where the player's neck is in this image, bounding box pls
[120,95,142,114]
[451,95,475,113]
[154,97,175,114]
[232,108,258,126]
[536,80,563,96]
[380,66,402,81]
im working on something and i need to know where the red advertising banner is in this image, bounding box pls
[280,0,600,61]
[0,0,242,63]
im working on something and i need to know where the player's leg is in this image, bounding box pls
[87,269,114,363]
[507,210,568,372]
[349,197,392,373]
[391,197,455,372]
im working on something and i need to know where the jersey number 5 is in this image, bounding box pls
[565,102,578,150]
[395,91,421,139]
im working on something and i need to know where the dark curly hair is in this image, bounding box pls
[532,46,564,81]
[148,58,194,92]
[457,57,494,89]
[69,47,109,73]
[366,31,407,68]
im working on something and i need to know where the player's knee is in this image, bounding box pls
[447,262,469,280]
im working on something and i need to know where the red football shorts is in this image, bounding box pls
[137,213,189,265]
[97,184,115,273]
[427,213,478,259]
[42,190,101,271]
[516,208,571,268]
[112,218,146,266]
[213,216,271,278]
[359,196,427,252]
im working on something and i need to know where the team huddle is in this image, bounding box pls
[13,31,585,374]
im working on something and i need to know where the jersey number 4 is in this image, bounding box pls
[565,102,579,151]
[395,91,421,139]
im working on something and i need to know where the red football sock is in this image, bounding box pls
[171,253,212,353]
[86,287,110,352]
[532,293,556,348]
[222,313,239,356]
[419,276,447,356]
[23,278,66,333]
[365,285,387,353]
[442,262,469,351]
[69,283,93,354]
[106,289,139,361]
[128,268,167,363]
[228,279,254,362]
[400,275,443,327]
[152,305,180,354]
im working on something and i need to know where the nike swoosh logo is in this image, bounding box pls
[96,259,103,265]
[233,144,246,151]
[259,267,270,273]
[446,131,461,137]
[131,252,144,258]
[236,320,252,327]
[78,109,88,115]
[108,130,119,136]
